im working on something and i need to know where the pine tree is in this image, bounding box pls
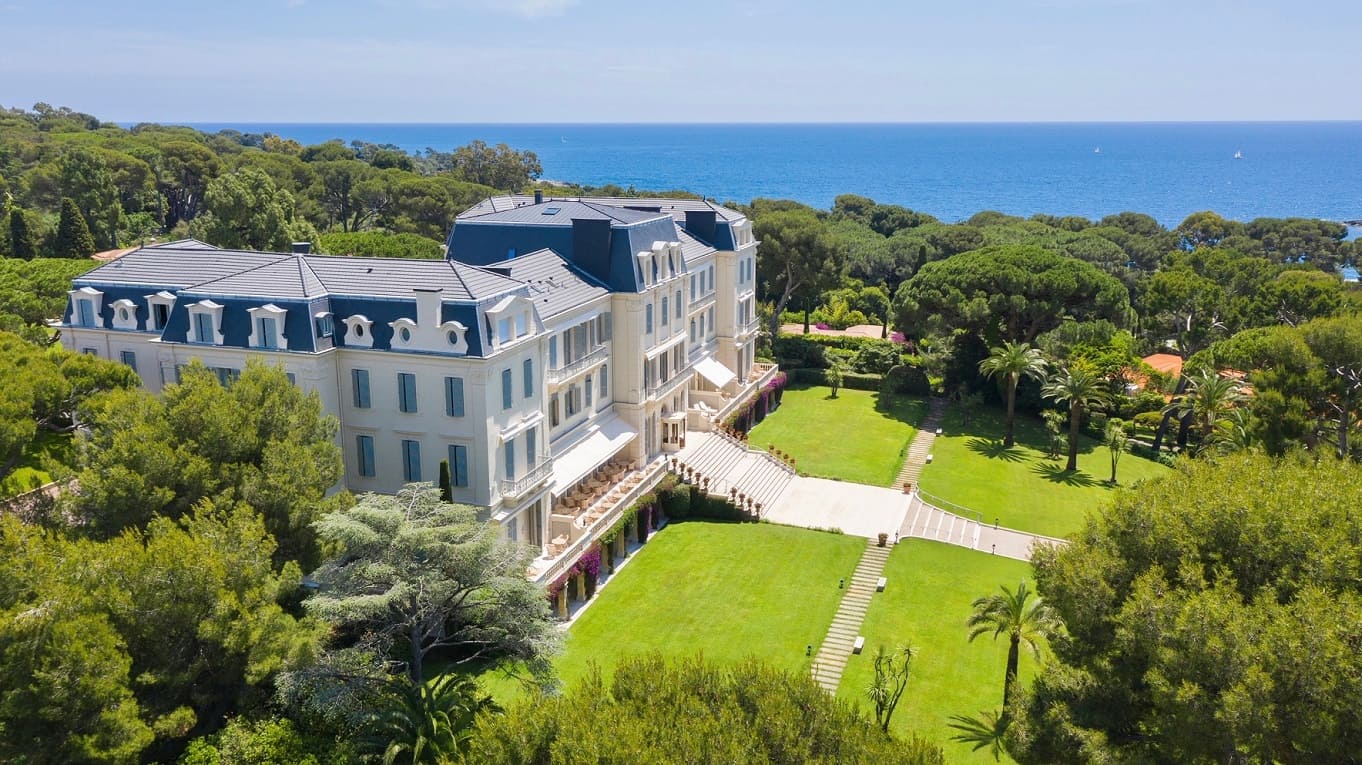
[438,459,453,502]
[9,209,36,260]
[53,197,96,259]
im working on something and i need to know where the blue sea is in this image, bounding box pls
[186,122,1362,231]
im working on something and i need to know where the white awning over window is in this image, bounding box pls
[694,356,737,389]
[550,415,637,495]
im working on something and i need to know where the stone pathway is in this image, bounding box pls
[810,540,893,693]
[893,397,949,490]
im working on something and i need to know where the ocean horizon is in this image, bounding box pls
[177,121,1362,230]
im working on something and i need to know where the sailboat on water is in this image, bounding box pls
[1234,150,1244,159]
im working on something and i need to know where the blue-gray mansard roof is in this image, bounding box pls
[70,240,528,357]
[448,196,739,291]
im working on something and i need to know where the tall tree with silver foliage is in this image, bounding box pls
[300,485,558,689]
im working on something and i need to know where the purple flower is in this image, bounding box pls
[891,331,907,344]
[815,322,830,330]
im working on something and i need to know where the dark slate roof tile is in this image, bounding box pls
[478,249,609,319]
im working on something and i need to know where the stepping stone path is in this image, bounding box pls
[810,539,894,693]
[893,397,949,490]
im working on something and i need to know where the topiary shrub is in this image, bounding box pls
[883,364,932,396]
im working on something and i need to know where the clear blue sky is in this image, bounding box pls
[2,0,1358,122]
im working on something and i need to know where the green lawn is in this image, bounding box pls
[918,404,1171,539]
[481,520,866,701]
[837,539,1035,765]
[748,384,928,486]
[0,430,72,498]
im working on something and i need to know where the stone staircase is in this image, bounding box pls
[675,431,793,514]
[892,397,949,489]
[898,492,982,549]
[810,540,893,693]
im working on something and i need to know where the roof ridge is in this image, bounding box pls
[296,255,327,297]
[181,252,297,292]
[579,199,668,224]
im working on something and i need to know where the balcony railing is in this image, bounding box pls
[499,458,554,500]
[531,458,668,584]
[645,366,692,400]
[546,346,608,384]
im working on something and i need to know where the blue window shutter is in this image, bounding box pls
[445,376,465,417]
[119,350,137,372]
[501,369,512,410]
[403,439,421,482]
[504,440,515,480]
[549,336,557,367]
[526,429,537,470]
[77,299,94,327]
[353,369,370,408]
[399,373,417,413]
[357,435,375,477]
[523,358,533,398]
[450,444,468,487]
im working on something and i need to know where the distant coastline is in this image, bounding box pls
[168,121,1362,228]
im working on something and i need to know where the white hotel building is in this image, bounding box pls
[61,195,778,583]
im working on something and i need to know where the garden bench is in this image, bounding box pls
[852,636,865,654]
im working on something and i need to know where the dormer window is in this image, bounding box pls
[636,252,652,286]
[314,312,334,338]
[110,298,138,330]
[343,315,374,348]
[69,287,104,328]
[187,300,224,345]
[248,304,289,350]
[146,291,175,331]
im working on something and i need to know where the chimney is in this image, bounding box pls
[413,288,444,329]
[291,242,312,255]
[534,189,544,205]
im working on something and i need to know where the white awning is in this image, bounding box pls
[694,356,737,389]
[549,415,637,495]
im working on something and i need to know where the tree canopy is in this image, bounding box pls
[301,485,558,687]
[1013,453,1362,763]
[0,503,321,764]
[893,245,1131,346]
[467,655,945,765]
[66,359,344,566]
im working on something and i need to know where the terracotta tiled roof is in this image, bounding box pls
[1142,353,1184,377]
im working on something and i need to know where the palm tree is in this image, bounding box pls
[967,580,1057,707]
[364,674,496,765]
[1042,364,1108,472]
[948,709,1010,762]
[1164,369,1247,453]
[978,342,1047,447]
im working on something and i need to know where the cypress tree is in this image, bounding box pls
[9,208,36,260]
[438,459,453,502]
[53,197,96,259]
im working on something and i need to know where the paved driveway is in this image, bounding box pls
[765,477,912,539]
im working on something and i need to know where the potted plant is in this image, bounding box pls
[877,532,889,547]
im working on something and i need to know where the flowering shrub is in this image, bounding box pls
[546,543,605,606]
[890,331,907,345]
[815,321,831,330]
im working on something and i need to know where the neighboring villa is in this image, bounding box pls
[59,194,777,585]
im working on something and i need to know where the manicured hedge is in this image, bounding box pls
[787,368,883,391]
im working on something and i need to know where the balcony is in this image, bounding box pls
[499,458,554,500]
[546,346,608,385]
[645,366,691,400]
[530,457,668,584]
